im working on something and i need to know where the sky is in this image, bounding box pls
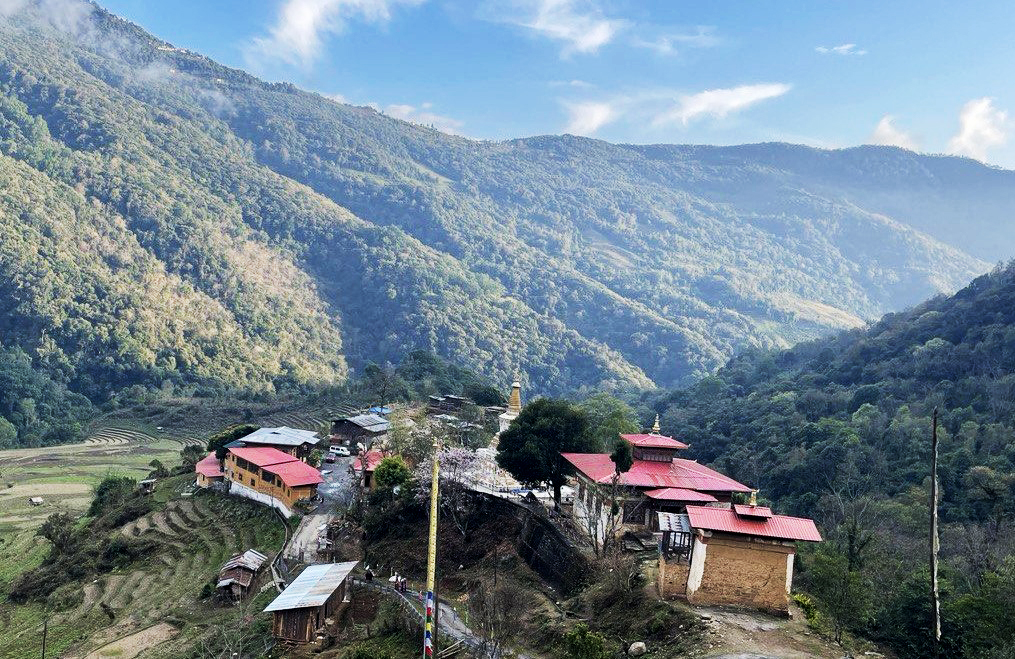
[98,0,1015,167]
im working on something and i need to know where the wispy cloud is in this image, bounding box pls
[563,100,616,135]
[867,115,918,151]
[488,0,625,56]
[631,26,718,56]
[379,101,464,134]
[815,43,867,56]
[654,83,791,126]
[247,0,424,69]
[948,97,1008,161]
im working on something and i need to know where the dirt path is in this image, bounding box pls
[83,622,178,659]
[285,512,332,561]
[696,606,844,658]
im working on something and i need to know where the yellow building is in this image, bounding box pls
[224,446,323,515]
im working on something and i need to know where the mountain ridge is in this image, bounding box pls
[0,0,1001,406]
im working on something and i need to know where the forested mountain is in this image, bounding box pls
[654,263,1015,656]
[0,1,1004,416]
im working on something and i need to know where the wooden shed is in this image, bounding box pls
[216,549,268,601]
[263,562,359,643]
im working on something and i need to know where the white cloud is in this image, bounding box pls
[550,79,595,89]
[382,102,464,134]
[948,97,1008,161]
[631,26,718,56]
[563,100,616,135]
[654,83,791,126]
[867,115,918,151]
[494,0,625,56]
[247,0,424,68]
[816,43,867,56]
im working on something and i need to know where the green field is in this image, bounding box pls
[0,403,346,658]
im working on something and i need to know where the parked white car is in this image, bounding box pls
[329,446,351,457]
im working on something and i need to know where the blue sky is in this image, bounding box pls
[100,0,1015,166]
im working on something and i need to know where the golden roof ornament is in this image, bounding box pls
[651,414,661,435]
[750,489,758,507]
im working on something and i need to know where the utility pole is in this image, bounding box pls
[424,436,440,658]
[930,407,941,646]
[41,618,47,658]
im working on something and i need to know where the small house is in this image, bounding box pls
[216,549,268,601]
[228,426,321,461]
[264,561,359,643]
[657,498,822,614]
[28,497,44,506]
[350,449,385,490]
[195,452,225,487]
[139,478,157,494]
[330,414,390,448]
[224,446,324,516]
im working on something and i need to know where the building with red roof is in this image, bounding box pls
[195,452,225,488]
[350,449,386,490]
[223,445,323,516]
[564,415,751,546]
[656,493,821,614]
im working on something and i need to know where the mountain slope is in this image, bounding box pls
[653,263,1015,658]
[0,1,999,404]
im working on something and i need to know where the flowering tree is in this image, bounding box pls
[415,448,482,540]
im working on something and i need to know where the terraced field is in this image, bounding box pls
[0,482,285,659]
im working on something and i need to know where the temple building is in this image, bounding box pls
[563,416,751,545]
[497,376,523,434]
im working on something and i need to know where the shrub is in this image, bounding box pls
[559,622,611,659]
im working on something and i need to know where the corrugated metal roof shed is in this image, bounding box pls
[264,562,359,612]
[657,511,692,533]
[220,549,269,573]
[339,414,391,433]
[239,426,321,447]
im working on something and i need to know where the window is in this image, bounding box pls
[622,500,645,524]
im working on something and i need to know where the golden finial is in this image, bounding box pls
[651,414,661,435]
[507,373,522,415]
[749,489,758,507]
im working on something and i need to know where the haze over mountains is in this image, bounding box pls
[0,1,1009,401]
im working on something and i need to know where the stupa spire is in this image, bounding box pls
[651,413,661,435]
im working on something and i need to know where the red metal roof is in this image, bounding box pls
[686,505,822,542]
[196,453,224,478]
[228,446,298,467]
[351,449,385,473]
[621,433,689,450]
[562,453,751,493]
[263,460,324,487]
[644,488,719,502]
[734,504,773,518]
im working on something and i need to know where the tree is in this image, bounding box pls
[180,444,205,467]
[579,393,639,452]
[207,423,257,461]
[810,545,874,644]
[0,416,16,448]
[496,398,594,509]
[610,439,633,474]
[37,512,77,554]
[416,448,481,539]
[88,475,137,517]
[147,459,169,478]
[361,362,410,404]
[374,456,411,488]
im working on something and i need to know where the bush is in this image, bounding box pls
[47,582,84,611]
[559,622,612,659]
[792,593,824,630]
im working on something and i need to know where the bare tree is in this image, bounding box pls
[468,578,526,658]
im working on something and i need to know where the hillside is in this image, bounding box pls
[0,0,1002,412]
[654,263,1015,657]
